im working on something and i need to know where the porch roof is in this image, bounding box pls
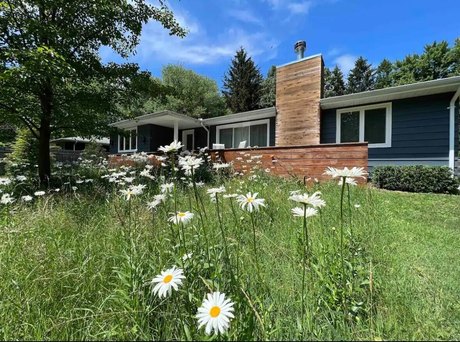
[109,110,201,130]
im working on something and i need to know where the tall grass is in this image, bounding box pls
[0,151,459,340]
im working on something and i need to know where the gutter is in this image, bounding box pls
[199,118,210,149]
[449,86,460,172]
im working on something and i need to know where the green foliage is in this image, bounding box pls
[144,65,226,118]
[374,59,394,89]
[259,65,276,108]
[223,48,263,113]
[346,57,375,94]
[371,165,460,194]
[0,0,186,180]
[0,123,16,147]
[324,65,346,97]
[7,128,39,168]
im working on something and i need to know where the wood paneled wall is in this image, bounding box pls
[275,55,324,146]
[212,143,368,182]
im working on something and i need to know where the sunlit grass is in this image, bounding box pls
[0,157,459,340]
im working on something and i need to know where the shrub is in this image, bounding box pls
[371,165,460,194]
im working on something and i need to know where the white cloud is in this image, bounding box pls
[104,8,278,66]
[287,1,313,15]
[228,9,264,26]
[333,54,357,75]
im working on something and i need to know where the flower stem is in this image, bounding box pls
[301,203,308,338]
[340,176,347,316]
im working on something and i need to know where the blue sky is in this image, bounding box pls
[102,0,460,89]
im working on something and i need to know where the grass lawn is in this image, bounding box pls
[0,168,459,340]
[371,190,460,340]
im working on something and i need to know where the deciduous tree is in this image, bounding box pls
[0,0,185,183]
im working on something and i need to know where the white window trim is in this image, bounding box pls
[182,129,195,151]
[336,102,392,148]
[216,119,270,148]
[118,127,138,152]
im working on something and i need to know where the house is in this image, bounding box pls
[51,136,110,152]
[109,41,460,174]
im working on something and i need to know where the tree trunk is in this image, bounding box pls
[38,84,53,185]
[38,122,51,185]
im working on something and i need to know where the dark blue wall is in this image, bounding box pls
[320,92,454,159]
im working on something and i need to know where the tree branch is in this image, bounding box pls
[20,116,40,139]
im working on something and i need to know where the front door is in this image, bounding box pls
[182,129,194,151]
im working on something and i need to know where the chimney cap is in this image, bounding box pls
[294,40,306,50]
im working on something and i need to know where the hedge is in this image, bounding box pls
[371,165,460,194]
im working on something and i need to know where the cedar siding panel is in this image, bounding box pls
[320,92,453,159]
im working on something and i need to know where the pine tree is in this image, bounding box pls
[346,57,375,94]
[375,59,394,89]
[419,41,453,80]
[223,48,263,113]
[259,65,276,108]
[327,66,346,97]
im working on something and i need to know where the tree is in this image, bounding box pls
[223,48,263,113]
[324,65,346,97]
[419,41,453,80]
[145,65,226,118]
[375,59,394,89]
[448,38,460,76]
[0,0,185,183]
[346,57,375,94]
[259,65,276,108]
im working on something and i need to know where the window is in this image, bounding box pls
[118,128,137,152]
[336,103,392,148]
[216,119,270,148]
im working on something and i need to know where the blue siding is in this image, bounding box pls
[320,92,454,159]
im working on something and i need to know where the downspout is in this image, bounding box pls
[449,86,460,172]
[199,118,210,148]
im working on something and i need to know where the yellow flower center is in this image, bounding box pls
[247,197,254,203]
[163,274,173,283]
[209,306,221,318]
[178,212,186,217]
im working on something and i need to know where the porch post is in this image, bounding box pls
[174,120,179,141]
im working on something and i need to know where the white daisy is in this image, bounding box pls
[223,193,238,199]
[21,195,33,202]
[207,186,226,200]
[196,292,235,335]
[0,177,12,186]
[324,166,368,179]
[34,191,45,197]
[213,163,231,170]
[158,140,184,153]
[151,266,185,298]
[236,192,266,212]
[168,211,194,225]
[291,206,318,218]
[1,193,14,205]
[160,182,175,194]
[15,175,27,182]
[288,191,326,208]
[120,185,143,200]
[179,156,204,170]
[338,177,357,186]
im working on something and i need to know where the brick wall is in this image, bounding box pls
[212,142,368,182]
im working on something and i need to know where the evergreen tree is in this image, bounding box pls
[375,59,394,89]
[326,66,346,97]
[223,48,263,113]
[259,65,276,108]
[346,57,375,94]
[419,41,453,80]
[392,54,421,85]
[448,38,460,76]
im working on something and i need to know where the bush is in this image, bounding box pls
[371,165,460,194]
